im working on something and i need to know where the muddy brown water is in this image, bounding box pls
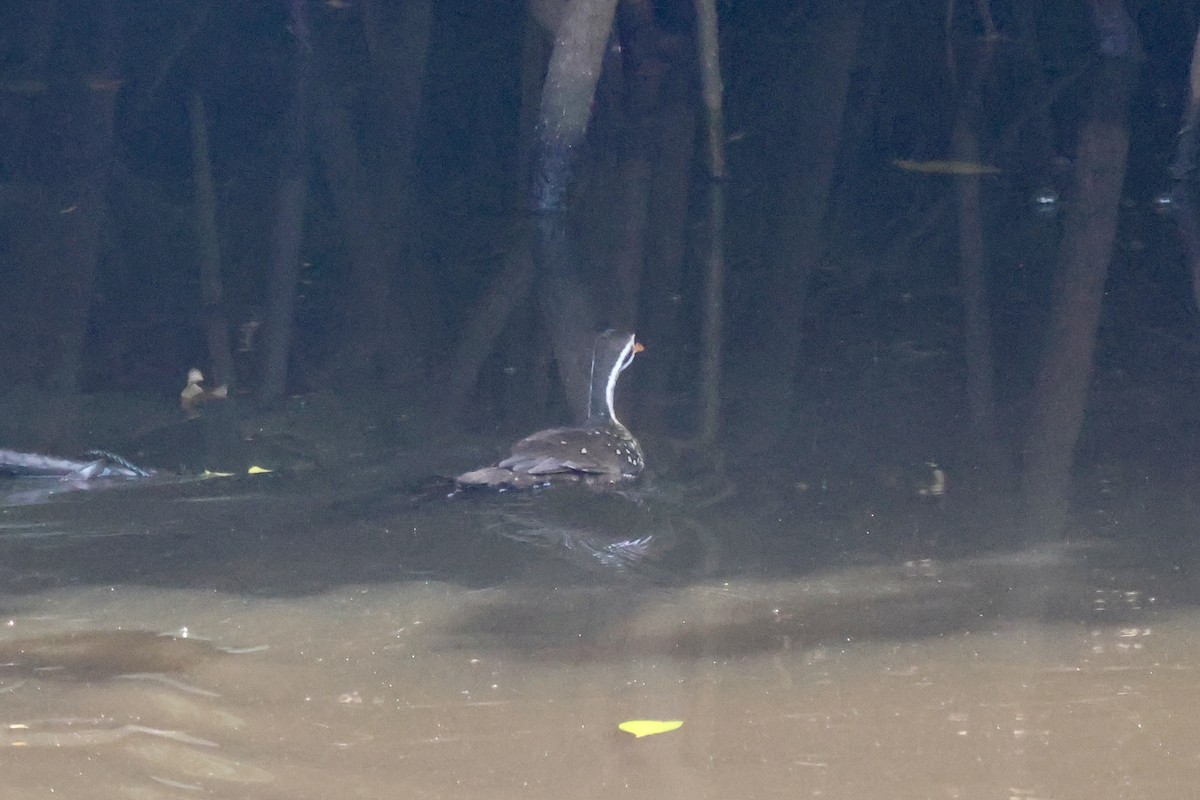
[1,472,1198,799]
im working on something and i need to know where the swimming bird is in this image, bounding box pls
[455,330,645,491]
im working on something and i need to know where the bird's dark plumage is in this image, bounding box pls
[456,330,645,491]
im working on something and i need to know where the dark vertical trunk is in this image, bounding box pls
[1164,25,1200,316]
[258,175,307,402]
[1171,189,1200,315]
[50,68,119,401]
[516,15,550,202]
[47,92,117,391]
[633,47,700,412]
[43,178,109,399]
[693,0,726,448]
[362,0,431,203]
[441,11,550,422]
[531,0,619,422]
[442,0,628,424]
[951,40,1005,478]
[187,91,234,389]
[0,0,56,175]
[73,12,122,397]
[258,35,312,406]
[362,0,435,382]
[1170,25,1200,183]
[443,233,536,420]
[639,90,696,405]
[0,6,122,449]
[1022,6,1136,539]
[188,89,243,470]
[533,213,599,423]
[610,154,652,331]
[606,0,660,330]
[953,119,1003,474]
[755,0,864,434]
[310,74,394,385]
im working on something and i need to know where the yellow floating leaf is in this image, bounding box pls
[618,720,683,738]
[247,466,273,475]
[892,158,1001,175]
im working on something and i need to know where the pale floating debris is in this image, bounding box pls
[892,158,1001,175]
[11,716,107,727]
[148,691,245,732]
[181,368,228,418]
[4,723,217,748]
[149,775,205,791]
[129,739,274,783]
[119,724,221,747]
[160,626,209,641]
[118,673,221,698]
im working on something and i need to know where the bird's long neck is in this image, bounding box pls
[587,349,609,422]
[586,347,623,426]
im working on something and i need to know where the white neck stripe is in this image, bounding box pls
[604,336,635,426]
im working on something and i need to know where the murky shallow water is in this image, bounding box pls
[1,474,1198,799]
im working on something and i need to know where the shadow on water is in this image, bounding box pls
[0,630,226,681]
[0,466,731,596]
[1,462,1197,644]
[4,458,1200,799]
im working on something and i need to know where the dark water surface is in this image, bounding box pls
[0,472,1197,799]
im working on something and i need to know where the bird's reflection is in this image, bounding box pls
[489,513,658,571]
[473,486,672,576]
